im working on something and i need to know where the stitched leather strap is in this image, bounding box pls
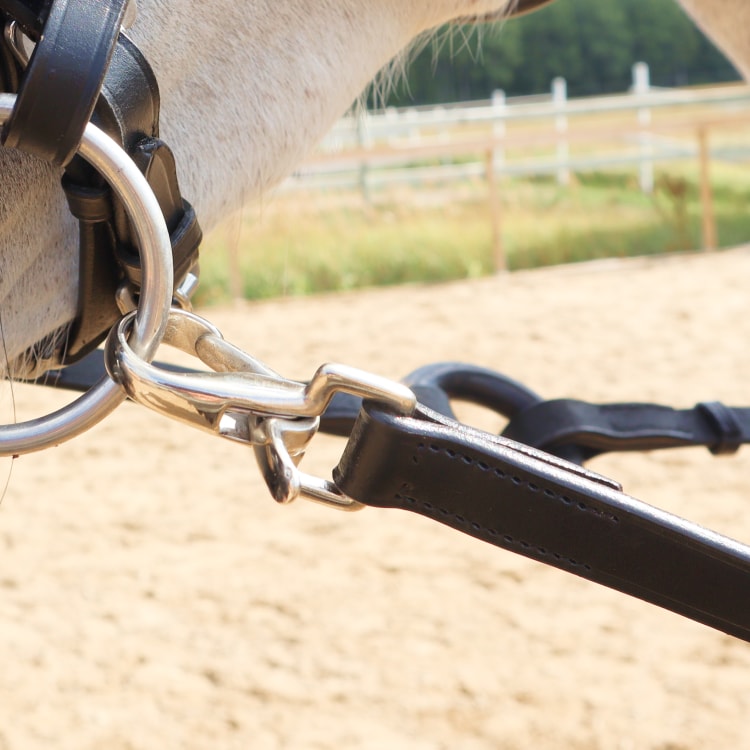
[334,402,750,642]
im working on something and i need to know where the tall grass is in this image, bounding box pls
[194,167,750,306]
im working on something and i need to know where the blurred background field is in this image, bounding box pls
[196,166,750,306]
[193,0,750,307]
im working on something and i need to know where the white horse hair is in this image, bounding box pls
[0,0,746,374]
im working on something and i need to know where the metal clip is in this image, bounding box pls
[122,0,138,30]
[252,417,363,511]
[104,308,417,510]
[4,21,33,68]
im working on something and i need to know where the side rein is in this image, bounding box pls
[2,0,750,644]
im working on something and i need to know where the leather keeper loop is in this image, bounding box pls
[697,401,744,455]
[62,176,112,222]
[116,199,200,289]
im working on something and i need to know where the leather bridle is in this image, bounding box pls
[0,0,200,372]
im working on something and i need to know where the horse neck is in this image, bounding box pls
[0,151,78,365]
[129,1,450,225]
[678,0,750,78]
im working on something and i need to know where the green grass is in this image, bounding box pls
[194,167,750,306]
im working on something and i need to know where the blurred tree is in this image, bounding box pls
[626,0,700,86]
[383,0,740,106]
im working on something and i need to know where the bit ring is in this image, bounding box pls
[0,93,173,455]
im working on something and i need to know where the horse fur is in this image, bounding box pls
[0,0,746,375]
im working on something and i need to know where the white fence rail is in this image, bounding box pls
[280,64,750,199]
[277,64,750,267]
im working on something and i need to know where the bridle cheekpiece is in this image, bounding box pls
[0,0,201,372]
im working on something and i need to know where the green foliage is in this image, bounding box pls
[385,0,740,105]
[195,169,750,306]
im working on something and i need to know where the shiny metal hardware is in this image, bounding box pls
[4,20,33,68]
[122,0,138,30]
[115,283,138,316]
[0,94,174,456]
[252,416,363,511]
[172,263,200,311]
[105,307,417,510]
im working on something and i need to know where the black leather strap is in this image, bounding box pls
[60,172,123,360]
[501,399,750,463]
[3,0,128,165]
[399,363,750,466]
[334,402,750,642]
[58,29,201,362]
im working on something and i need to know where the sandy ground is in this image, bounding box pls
[0,248,749,749]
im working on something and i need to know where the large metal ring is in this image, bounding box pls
[0,93,173,455]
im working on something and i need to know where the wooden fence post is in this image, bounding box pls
[697,126,717,251]
[485,149,505,272]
